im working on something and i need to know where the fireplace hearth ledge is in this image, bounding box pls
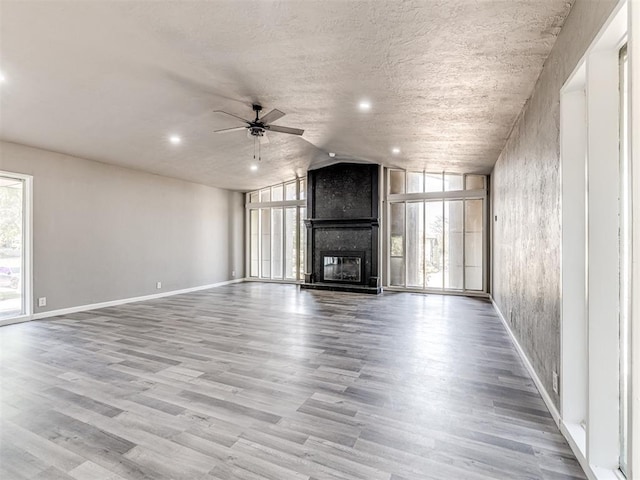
[300,282,382,294]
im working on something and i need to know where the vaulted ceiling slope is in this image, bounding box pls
[0,0,572,191]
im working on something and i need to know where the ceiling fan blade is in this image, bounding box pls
[266,125,304,136]
[214,126,247,133]
[260,109,286,125]
[212,110,251,123]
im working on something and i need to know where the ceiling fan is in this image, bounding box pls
[213,104,304,143]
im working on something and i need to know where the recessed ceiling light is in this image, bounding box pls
[328,152,336,158]
[358,100,371,111]
[250,164,258,171]
[0,72,6,83]
[169,135,181,145]
[392,147,401,154]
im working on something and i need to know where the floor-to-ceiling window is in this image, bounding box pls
[0,172,31,321]
[386,170,486,293]
[246,178,306,281]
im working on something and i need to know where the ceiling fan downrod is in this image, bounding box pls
[253,103,262,122]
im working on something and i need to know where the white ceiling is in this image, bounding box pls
[0,0,572,191]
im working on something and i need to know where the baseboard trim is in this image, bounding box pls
[489,296,561,426]
[490,296,623,480]
[0,278,245,327]
[0,314,32,328]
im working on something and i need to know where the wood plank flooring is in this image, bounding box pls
[0,283,586,479]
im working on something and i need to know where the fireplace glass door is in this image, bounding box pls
[323,256,362,283]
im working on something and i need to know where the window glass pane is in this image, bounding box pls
[285,208,297,280]
[271,209,283,279]
[250,210,259,277]
[299,179,306,200]
[299,207,306,280]
[425,201,443,289]
[389,202,405,286]
[260,209,271,278]
[407,172,424,194]
[465,199,483,290]
[0,177,24,318]
[444,200,463,289]
[249,191,259,203]
[260,188,271,203]
[389,170,405,195]
[444,174,463,192]
[425,173,443,192]
[272,185,283,202]
[465,175,485,190]
[406,202,424,287]
[285,182,297,200]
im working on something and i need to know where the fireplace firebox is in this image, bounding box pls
[322,252,364,284]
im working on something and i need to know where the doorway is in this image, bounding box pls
[0,172,31,321]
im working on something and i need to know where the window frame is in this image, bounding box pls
[384,170,488,295]
[245,178,306,283]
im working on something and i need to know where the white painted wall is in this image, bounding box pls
[0,141,244,315]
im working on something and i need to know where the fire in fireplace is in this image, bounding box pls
[322,254,363,283]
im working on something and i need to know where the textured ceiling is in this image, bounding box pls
[0,0,572,191]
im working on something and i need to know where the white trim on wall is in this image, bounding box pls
[560,73,588,435]
[628,0,639,476]
[0,278,245,328]
[585,43,622,472]
[557,1,632,478]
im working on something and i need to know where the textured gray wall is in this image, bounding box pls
[0,141,244,314]
[491,0,618,408]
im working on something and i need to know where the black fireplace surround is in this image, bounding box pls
[301,162,381,294]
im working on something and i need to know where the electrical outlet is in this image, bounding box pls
[232,270,236,278]
[38,297,46,307]
[156,282,162,289]
[552,371,559,394]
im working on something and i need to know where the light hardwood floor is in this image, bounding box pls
[0,283,585,480]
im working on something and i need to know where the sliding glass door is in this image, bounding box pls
[0,173,29,319]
